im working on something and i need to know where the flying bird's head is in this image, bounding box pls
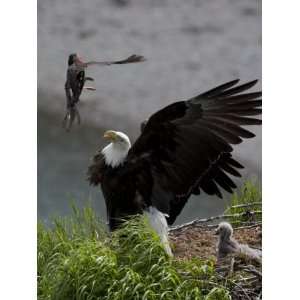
[215,222,233,240]
[68,53,85,67]
[102,130,131,167]
[68,53,77,66]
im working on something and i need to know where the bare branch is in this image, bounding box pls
[169,211,262,233]
[230,202,261,209]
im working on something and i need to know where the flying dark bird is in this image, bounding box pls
[215,222,262,262]
[87,79,262,255]
[62,53,146,131]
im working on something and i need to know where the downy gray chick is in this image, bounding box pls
[215,222,262,262]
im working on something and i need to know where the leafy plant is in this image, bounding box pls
[38,208,228,299]
[224,180,262,226]
[38,181,261,299]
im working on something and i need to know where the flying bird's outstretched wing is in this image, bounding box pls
[127,79,261,224]
[85,54,146,66]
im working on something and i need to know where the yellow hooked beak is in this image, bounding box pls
[103,130,118,141]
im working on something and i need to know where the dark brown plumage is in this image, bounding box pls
[87,79,262,230]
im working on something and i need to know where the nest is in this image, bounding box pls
[169,213,262,300]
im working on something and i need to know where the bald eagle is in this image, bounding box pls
[87,79,262,255]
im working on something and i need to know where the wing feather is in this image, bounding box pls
[124,79,261,224]
[216,80,258,97]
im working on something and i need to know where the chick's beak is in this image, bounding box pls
[103,130,117,141]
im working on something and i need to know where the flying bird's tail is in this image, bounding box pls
[85,55,146,66]
[112,54,146,64]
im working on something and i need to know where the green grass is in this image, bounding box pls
[224,180,262,226]
[38,181,261,300]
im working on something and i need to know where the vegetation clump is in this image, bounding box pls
[38,182,261,300]
[224,180,262,226]
[38,209,231,299]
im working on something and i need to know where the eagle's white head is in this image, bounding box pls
[101,130,131,167]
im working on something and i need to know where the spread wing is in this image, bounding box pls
[128,79,262,224]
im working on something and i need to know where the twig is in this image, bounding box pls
[217,273,252,300]
[243,265,262,279]
[230,220,262,226]
[230,202,261,209]
[229,257,235,277]
[169,211,262,233]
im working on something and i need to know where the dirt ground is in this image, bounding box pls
[170,224,262,260]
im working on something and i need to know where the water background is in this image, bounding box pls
[38,0,261,225]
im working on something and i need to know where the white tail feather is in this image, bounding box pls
[144,206,173,257]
